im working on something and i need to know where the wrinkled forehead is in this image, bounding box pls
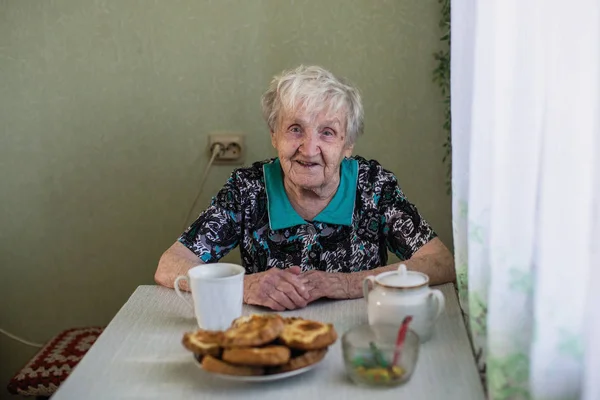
[279,100,347,129]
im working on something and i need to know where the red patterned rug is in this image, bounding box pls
[7,326,104,397]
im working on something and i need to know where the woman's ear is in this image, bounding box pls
[270,130,277,148]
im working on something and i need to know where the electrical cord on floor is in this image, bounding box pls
[181,142,224,231]
[0,328,44,348]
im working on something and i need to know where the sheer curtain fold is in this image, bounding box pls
[451,0,600,398]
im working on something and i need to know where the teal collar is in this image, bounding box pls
[263,158,358,230]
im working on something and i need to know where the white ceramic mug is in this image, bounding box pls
[174,263,245,330]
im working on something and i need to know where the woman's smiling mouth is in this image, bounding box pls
[295,160,320,168]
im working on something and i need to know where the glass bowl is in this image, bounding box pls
[342,323,420,387]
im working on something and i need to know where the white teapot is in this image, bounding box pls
[363,264,445,342]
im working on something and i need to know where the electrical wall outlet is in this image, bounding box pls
[208,132,245,164]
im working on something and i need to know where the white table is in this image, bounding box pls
[53,284,485,399]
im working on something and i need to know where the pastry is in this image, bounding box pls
[201,355,265,376]
[182,314,335,376]
[222,314,284,347]
[279,318,337,350]
[268,348,328,373]
[222,345,291,366]
[181,329,223,358]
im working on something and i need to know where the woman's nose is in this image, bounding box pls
[300,132,320,156]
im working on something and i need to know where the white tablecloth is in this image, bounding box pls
[53,283,484,399]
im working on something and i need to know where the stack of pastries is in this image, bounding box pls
[182,314,337,376]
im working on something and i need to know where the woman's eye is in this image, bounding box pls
[289,126,301,133]
[322,129,334,137]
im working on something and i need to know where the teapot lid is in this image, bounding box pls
[377,264,429,288]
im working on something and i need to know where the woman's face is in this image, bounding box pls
[271,107,353,193]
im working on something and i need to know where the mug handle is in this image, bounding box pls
[174,275,194,311]
[362,276,376,301]
[429,289,446,321]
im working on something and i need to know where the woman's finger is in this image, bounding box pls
[286,266,302,275]
[268,289,297,310]
[279,270,311,300]
[262,297,286,311]
[275,281,307,308]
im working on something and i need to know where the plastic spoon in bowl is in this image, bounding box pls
[392,316,413,367]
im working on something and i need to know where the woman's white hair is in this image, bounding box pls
[261,65,364,144]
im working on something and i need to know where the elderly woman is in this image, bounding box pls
[155,65,455,311]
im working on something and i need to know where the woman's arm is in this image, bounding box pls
[392,237,455,285]
[346,237,455,297]
[154,241,203,290]
[301,237,456,301]
[156,241,310,309]
[156,171,244,290]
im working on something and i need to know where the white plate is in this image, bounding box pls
[193,354,324,382]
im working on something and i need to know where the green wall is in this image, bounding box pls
[0,1,449,396]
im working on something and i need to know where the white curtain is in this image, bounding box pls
[451,0,600,399]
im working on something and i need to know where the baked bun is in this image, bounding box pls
[222,345,291,366]
[201,355,264,376]
[182,314,337,376]
[181,329,223,358]
[269,349,328,373]
[222,314,284,347]
[279,318,337,350]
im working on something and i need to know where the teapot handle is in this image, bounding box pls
[429,289,446,321]
[362,276,376,301]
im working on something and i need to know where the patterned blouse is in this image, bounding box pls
[179,156,436,274]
